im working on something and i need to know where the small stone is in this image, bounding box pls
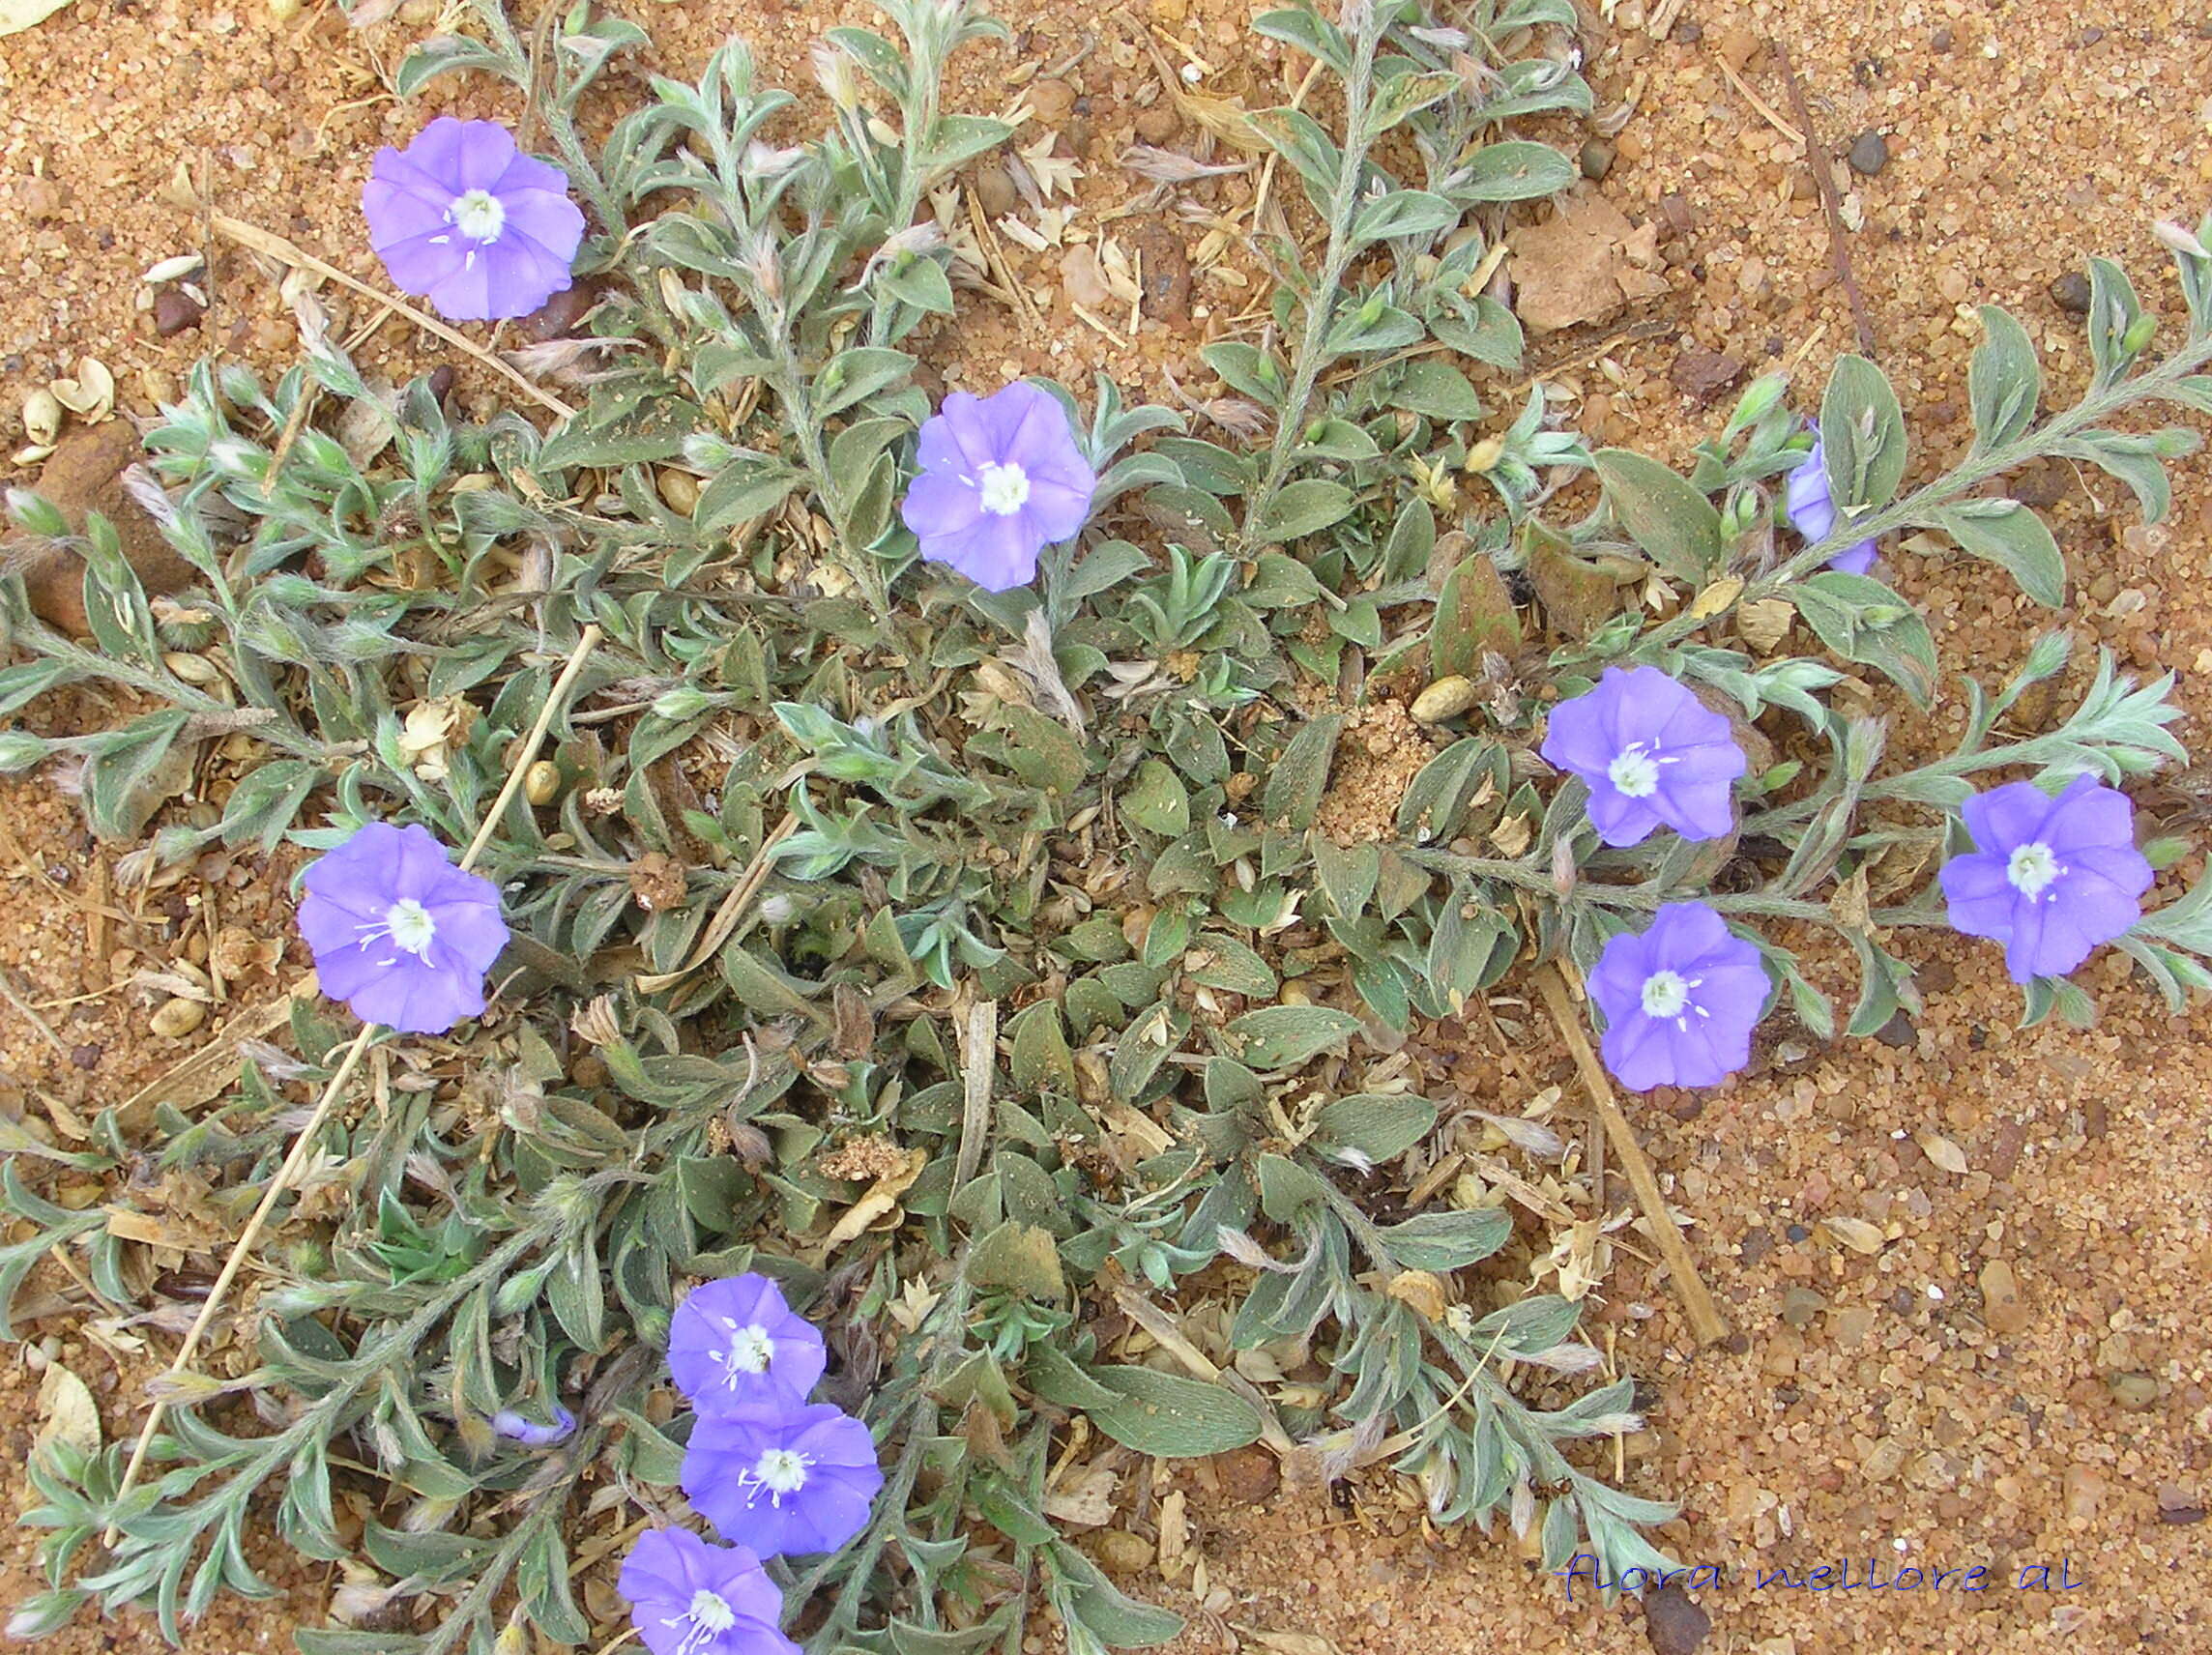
[18,423,204,636]
[426,364,456,403]
[1716,26,1761,72]
[1133,104,1180,144]
[1211,1444,1280,1505]
[70,1043,102,1070]
[2108,1372,2160,1410]
[974,161,1019,218]
[1058,245,1111,309]
[2156,1484,2207,1524]
[1578,139,1615,182]
[1643,1582,1712,1655]
[1028,78,1077,124]
[655,468,701,516]
[1979,1258,2029,1335]
[2063,1465,2105,1523]
[1931,25,1954,51]
[517,280,599,342]
[1785,1223,1811,1243]
[151,998,208,1039]
[524,761,563,807]
[1672,18,1702,44]
[1846,131,1889,176]
[1871,1010,1916,1049]
[1670,347,1742,403]
[1779,1287,1825,1329]
[2050,271,2093,314]
[152,288,204,338]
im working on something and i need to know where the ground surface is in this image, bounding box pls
[3,1,2212,1653]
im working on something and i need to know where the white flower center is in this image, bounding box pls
[976,461,1031,516]
[2006,840,2063,899]
[1640,970,1692,1020]
[721,1321,773,1379]
[754,1447,810,1496]
[686,1591,737,1634]
[385,899,437,959]
[1607,743,1662,798]
[450,189,507,243]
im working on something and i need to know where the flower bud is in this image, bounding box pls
[2121,313,2159,355]
[0,733,48,774]
[652,686,715,722]
[4,487,68,537]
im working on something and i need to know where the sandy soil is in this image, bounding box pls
[2,1,2210,1652]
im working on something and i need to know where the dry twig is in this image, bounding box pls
[1534,964,1730,1347]
[1773,45,1878,360]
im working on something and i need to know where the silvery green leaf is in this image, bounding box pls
[1428,296,1523,369]
[1396,736,1503,843]
[2152,374,2212,415]
[1452,140,1576,203]
[1201,340,1290,404]
[1819,353,1907,514]
[1591,449,1725,582]
[393,33,516,100]
[1926,500,2064,606]
[1966,305,2040,450]
[1313,1094,1438,1163]
[1063,539,1152,600]
[1248,478,1354,540]
[1379,1206,1512,1269]
[1052,1548,1187,1649]
[1845,930,1919,1037]
[537,384,705,470]
[926,113,1015,172]
[2019,973,2095,1031]
[968,1220,1066,1300]
[1185,935,1278,998]
[693,454,800,534]
[1468,1293,1582,1354]
[1252,4,1353,72]
[2115,935,2212,1013]
[2052,428,2194,524]
[1155,437,1254,495]
[1121,760,1191,836]
[1244,108,1343,202]
[1432,549,1522,676]
[1262,711,1342,830]
[1351,189,1459,246]
[825,24,909,97]
[1367,69,1462,133]
[1388,360,1485,422]
[80,709,192,842]
[1084,1366,1265,1456]
[878,253,956,316]
[2084,256,2144,387]
[816,347,917,418]
[1790,571,1938,709]
[1226,1005,1364,1069]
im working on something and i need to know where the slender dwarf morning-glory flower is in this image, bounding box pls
[668,1274,826,1415]
[898,382,1096,592]
[617,1527,799,1655]
[1588,902,1770,1091]
[296,821,509,1034]
[363,117,586,322]
[1539,665,1748,848]
[492,1404,576,1447]
[1938,774,2154,982]
[1784,428,1879,575]
[682,1403,886,1558]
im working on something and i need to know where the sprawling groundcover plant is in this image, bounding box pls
[6,0,2212,1649]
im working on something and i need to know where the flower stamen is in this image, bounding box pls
[976,461,1031,516]
[449,188,507,243]
[2005,840,2063,900]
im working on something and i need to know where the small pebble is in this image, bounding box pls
[1670,348,1742,404]
[1780,1286,1825,1329]
[974,161,1019,218]
[1847,131,1890,176]
[2050,270,2093,313]
[1931,25,1954,51]
[1643,1582,1712,1655]
[1871,1009,1916,1049]
[1132,104,1179,144]
[1578,139,1615,182]
[1028,78,1076,123]
[70,1043,102,1069]
[153,288,205,338]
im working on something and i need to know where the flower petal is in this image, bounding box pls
[900,470,985,540]
[919,509,1040,593]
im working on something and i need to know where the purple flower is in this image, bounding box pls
[1589,902,1769,1091]
[682,1403,885,1558]
[1540,666,1747,848]
[1937,774,2154,982]
[363,117,586,322]
[297,822,509,1034]
[617,1527,799,1655]
[669,1274,827,1415]
[492,1404,576,1447]
[899,383,1096,592]
[1784,428,1879,575]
